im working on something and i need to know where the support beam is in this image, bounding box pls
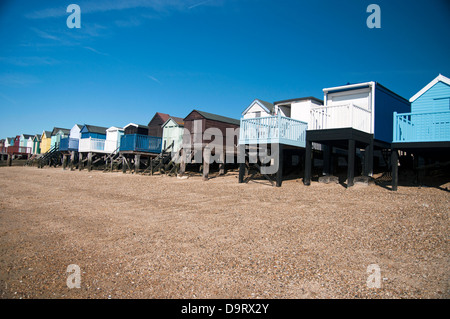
[347,139,355,188]
[62,154,68,170]
[202,151,210,181]
[391,149,399,191]
[239,162,245,183]
[304,140,312,186]
[70,151,76,170]
[87,152,93,172]
[7,154,12,167]
[179,148,186,176]
[78,153,84,171]
[364,139,374,177]
[276,144,284,187]
[323,144,332,176]
[134,154,141,174]
[219,151,225,175]
[122,156,127,174]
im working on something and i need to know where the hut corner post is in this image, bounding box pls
[391,149,399,191]
[303,140,312,186]
[78,153,84,171]
[347,139,355,188]
[276,144,284,187]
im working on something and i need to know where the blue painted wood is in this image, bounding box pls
[119,134,162,153]
[374,84,411,143]
[60,137,80,151]
[393,111,450,142]
[412,81,450,113]
[393,78,450,143]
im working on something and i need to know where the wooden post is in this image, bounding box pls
[364,139,374,177]
[347,139,355,187]
[179,148,186,176]
[79,153,84,171]
[135,155,140,174]
[391,149,399,191]
[276,144,284,187]
[62,154,68,170]
[323,144,331,176]
[122,156,127,174]
[7,154,12,166]
[219,151,225,175]
[70,151,75,170]
[202,151,210,181]
[150,158,154,176]
[87,152,93,172]
[304,140,312,186]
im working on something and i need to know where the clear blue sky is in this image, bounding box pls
[1,0,449,138]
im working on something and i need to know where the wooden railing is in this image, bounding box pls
[119,134,162,153]
[7,145,32,154]
[310,103,372,133]
[393,111,450,142]
[239,114,308,148]
[79,137,107,153]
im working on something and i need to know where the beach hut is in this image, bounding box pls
[239,97,322,186]
[162,117,184,154]
[32,134,41,154]
[391,74,450,190]
[180,109,240,180]
[78,125,108,171]
[105,126,124,153]
[19,134,34,155]
[50,127,70,150]
[303,81,411,187]
[147,112,171,137]
[123,123,149,135]
[40,131,52,154]
[59,124,83,169]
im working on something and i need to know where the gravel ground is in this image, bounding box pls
[0,166,448,299]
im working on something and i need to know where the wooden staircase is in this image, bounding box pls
[37,145,61,168]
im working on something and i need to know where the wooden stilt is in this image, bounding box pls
[7,154,12,166]
[347,139,355,187]
[79,153,84,171]
[364,139,374,176]
[219,151,225,175]
[323,144,331,176]
[276,144,284,187]
[203,151,210,181]
[87,152,93,172]
[135,155,140,174]
[179,148,186,176]
[62,154,68,170]
[122,157,127,174]
[391,149,399,191]
[304,140,312,186]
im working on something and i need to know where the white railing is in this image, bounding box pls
[79,137,108,153]
[239,114,308,147]
[310,103,372,133]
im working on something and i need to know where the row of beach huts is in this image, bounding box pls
[1,74,449,190]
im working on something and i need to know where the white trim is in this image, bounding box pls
[410,74,450,103]
[323,82,375,93]
[242,99,271,116]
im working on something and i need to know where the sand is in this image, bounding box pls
[0,166,448,299]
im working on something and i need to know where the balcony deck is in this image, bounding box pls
[310,103,372,134]
[393,111,450,143]
[119,134,162,154]
[238,114,308,148]
[59,137,79,152]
